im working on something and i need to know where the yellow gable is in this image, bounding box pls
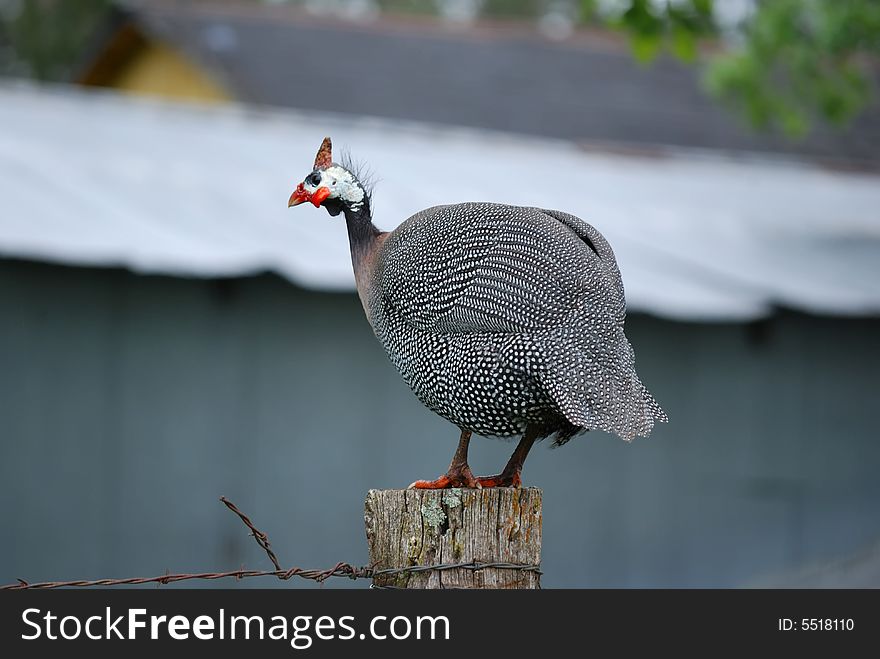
[80,26,232,103]
[100,41,230,104]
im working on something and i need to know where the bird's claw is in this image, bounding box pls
[407,466,481,490]
[474,471,522,488]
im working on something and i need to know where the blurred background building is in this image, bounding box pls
[1,0,879,587]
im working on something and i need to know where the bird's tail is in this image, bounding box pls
[538,329,667,444]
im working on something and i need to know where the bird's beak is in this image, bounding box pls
[288,183,310,207]
[288,184,331,208]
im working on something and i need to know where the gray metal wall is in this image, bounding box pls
[1,259,878,587]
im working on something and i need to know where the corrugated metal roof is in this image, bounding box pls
[1,83,879,321]
[124,2,880,168]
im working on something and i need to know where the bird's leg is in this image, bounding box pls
[476,427,538,488]
[409,429,480,489]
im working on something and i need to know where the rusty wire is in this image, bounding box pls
[2,497,540,590]
[219,496,281,571]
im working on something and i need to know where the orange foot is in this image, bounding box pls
[475,471,522,488]
[408,464,480,489]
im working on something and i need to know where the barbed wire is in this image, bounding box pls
[219,496,282,571]
[2,497,541,590]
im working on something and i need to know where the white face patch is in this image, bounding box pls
[303,165,365,208]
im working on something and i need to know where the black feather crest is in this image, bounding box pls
[339,149,376,211]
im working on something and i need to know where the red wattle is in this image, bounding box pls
[310,186,331,207]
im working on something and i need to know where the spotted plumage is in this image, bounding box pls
[289,138,666,488]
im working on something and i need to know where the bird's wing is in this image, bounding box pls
[537,207,626,326]
[378,203,624,335]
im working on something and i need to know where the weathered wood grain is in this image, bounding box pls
[364,488,542,589]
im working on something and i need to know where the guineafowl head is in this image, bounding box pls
[288,137,369,218]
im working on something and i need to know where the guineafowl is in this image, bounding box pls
[289,137,666,488]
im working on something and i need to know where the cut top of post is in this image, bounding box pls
[364,488,542,589]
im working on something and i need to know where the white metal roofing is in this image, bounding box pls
[1,83,879,321]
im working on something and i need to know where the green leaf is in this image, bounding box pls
[671,26,698,62]
[631,32,662,63]
[779,108,810,138]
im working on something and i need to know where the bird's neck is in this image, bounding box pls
[344,202,380,259]
[344,203,384,312]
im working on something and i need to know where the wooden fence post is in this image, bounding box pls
[364,488,542,589]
